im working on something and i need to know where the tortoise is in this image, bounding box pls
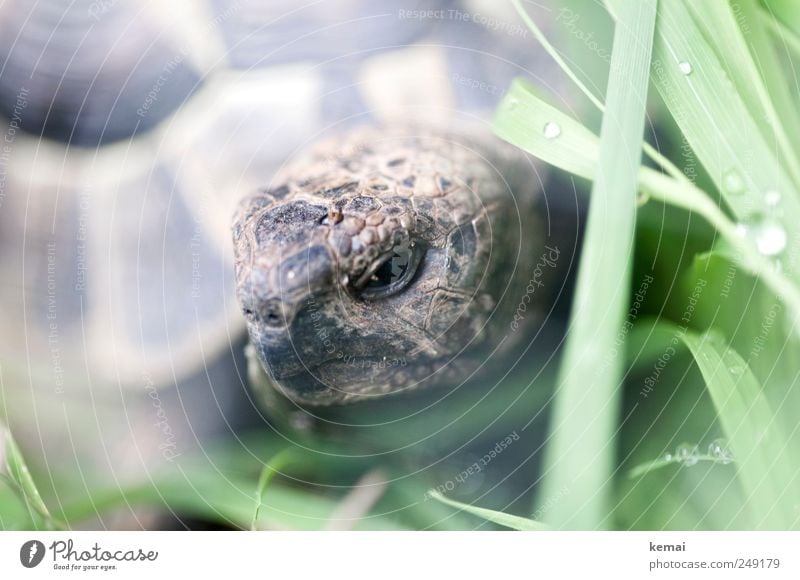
[0,0,575,473]
[233,125,546,407]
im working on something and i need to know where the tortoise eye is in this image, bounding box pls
[357,240,424,299]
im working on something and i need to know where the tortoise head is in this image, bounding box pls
[232,127,539,406]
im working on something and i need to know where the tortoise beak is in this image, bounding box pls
[239,244,335,324]
[252,299,348,404]
[238,242,342,386]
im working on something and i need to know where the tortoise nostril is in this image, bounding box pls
[261,298,286,328]
[241,296,291,329]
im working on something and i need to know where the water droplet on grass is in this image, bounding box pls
[683,456,699,467]
[676,443,699,466]
[756,223,787,256]
[751,217,787,256]
[723,170,745,194]
[735,215,787,256]
[543,122,561,140]
[708,438,733,464]
[678,61,693,75]
[764,190,781,207]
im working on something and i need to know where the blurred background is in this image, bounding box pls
[0,0,601,530]
[6,0,784,532]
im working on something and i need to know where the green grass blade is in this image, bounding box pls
[536,0,657,529]
[743,2,800,145]
[58,471,405,531]
[680,332,800,529]
[762,0,800,39]
[762,6,800,57]
[494,80,598,180]
[0,477,38,530]
[511,0,685,183]
[426,490,547,531]
[494,81,800,323]
[609,0,800,200]
[511,0,604,111]
[2,427,61,529]
[636,0,800,273]
[250,448,295,530]
[686,1,800,189]
[627,454,734,480]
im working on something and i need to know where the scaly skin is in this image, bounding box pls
[233,125,544,407]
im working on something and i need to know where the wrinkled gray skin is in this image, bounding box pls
[233,126,543,406]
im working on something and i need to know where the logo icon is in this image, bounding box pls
[19,540,45,568]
